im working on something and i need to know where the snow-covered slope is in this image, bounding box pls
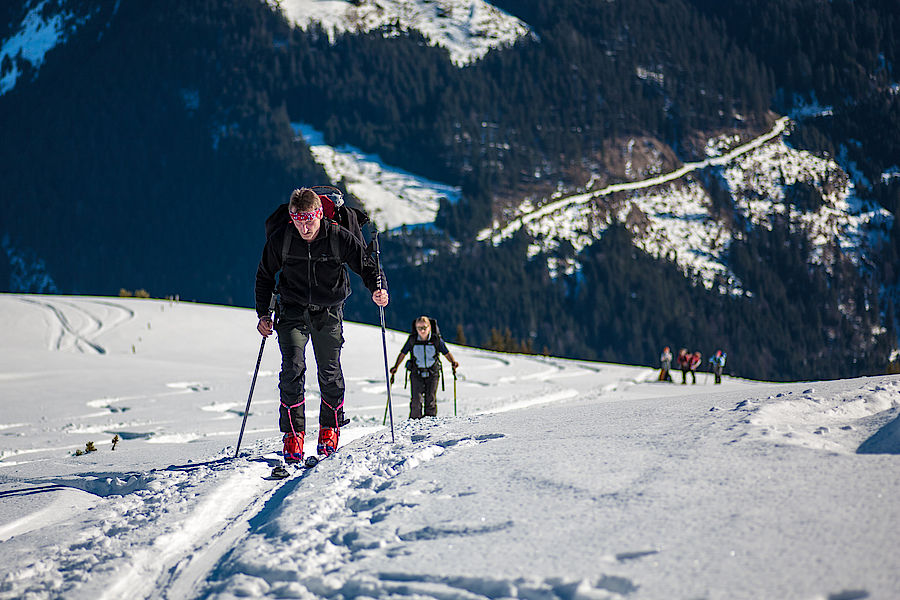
[269,0,532,66]
[1,293,899,599]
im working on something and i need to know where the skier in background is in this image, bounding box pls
[688,350,702,384]
[255,188,389,463]
[389,316,459,419]
[659,346,673,382]
[710,350,727,384]
[677,348,691,384]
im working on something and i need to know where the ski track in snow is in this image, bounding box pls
[16,297,135,354]
[192,421,633,600]
[0,421,634,600]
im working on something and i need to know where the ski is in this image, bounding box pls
[267,462,295,479]
[303,454,327,468]
[266,454,327,479]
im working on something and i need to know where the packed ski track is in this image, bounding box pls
[476,117,792,245]
[1,295,899,600]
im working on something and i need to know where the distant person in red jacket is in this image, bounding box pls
[677,348,690,384]
[688,351,702,384]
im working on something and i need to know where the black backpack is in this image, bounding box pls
[265,186,370,263]
[264,187,373,314]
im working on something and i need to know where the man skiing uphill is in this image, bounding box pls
[256,188,389,463]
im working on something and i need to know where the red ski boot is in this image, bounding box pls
[282,432,304,464]
[317,427,339,457]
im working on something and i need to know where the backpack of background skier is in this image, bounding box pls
[264,185,369,252]
[405,317,444,378]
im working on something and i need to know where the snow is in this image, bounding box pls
[882,167,900,185]
[1,293,899,599]
[269,0,531,67]
[293,123,461,231]
[0,1,71,95]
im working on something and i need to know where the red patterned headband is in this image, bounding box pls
[289,206,323,222]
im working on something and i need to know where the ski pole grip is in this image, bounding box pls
[374,232,384,289]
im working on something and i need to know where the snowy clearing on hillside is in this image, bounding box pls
[269,0,532,66]
[1,294,899,599]
[292,123,461,231]
[1,1,72,95]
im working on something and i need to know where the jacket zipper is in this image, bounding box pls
[307,242,313,306]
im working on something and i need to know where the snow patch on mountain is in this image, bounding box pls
[0,0,107,96]
[269,0,531,66]
[521,179,739,292]
[1,1,70,95]
[293,122,461,231]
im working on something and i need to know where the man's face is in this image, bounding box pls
[416,321,431,340]
[293,217,321,241]
[290,205,323,241]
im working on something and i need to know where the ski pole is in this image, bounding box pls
[374,232,395,442]
[235,335,267,459]
[453,368,458,416]
[235,297,275,459]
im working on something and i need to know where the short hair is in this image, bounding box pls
[289,188,321,212]
[415,316,430,326]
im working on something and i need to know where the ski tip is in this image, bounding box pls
[270,465,291,479]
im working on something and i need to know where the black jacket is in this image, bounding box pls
[255,221,385,316]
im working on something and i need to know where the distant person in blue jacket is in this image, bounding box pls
[709,350,727,384]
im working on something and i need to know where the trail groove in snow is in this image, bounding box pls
[478,117,790,244]
[198,420,636,600]
[104,459,275,600]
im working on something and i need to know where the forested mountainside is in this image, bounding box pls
[1,0,898,381]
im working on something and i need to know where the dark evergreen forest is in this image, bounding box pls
[1,0,897,381]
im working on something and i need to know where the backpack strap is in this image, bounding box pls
[405,333,418,368]
[270,226,293,318]
[328,220,342,261]
[280,226,292,266]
